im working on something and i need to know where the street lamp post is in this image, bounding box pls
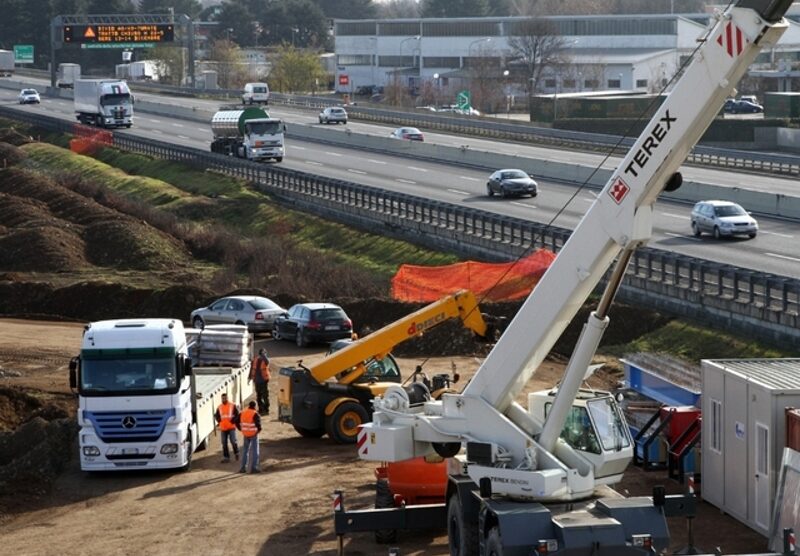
[399,35,420,93]
[503,69,510,118]
[369,36,377,88]
[466,37,492,67]
[433,72,439,108]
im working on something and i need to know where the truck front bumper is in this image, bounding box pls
[251,147,284,160]
[79,428,188,470]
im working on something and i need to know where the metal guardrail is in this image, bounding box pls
[14,66,799,178]
[1,105,797,343]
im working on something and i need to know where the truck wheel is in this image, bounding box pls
[485,527,504,556]
[448,494,478,556]
[293,425,325,438]
[325,401,368,444]
[295,328,307,348]
[374,478,398,543]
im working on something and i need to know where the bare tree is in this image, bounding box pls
[467,45,505,113]
[507,17,567,93]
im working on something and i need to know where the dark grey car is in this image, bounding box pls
[273,303,353,347]
[190,296,285,333]
[486,169,538,198]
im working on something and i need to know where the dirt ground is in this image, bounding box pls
[0,319,769,556]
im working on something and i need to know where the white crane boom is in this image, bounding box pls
[359,0,791,505]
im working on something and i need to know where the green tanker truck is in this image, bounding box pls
[210,106,286,162]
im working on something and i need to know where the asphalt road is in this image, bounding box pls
[2,87,799,280]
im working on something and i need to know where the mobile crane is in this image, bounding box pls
[351,2,793,554]
[277,290,491,444]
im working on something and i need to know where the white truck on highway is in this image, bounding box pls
[74,78,134,128]
[56,63,80,88]
[69,319,254,471]
[0,50,14,77]
[210,106,286,162]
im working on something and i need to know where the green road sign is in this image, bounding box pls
[81,42,155,49]
[13,45,34,64]
[456,90,471,111]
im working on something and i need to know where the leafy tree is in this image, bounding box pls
[269,45,326,93]
[214,1,259,46]
[255,0,330,49]
[143,44,187,85]
[420,0,490,18]
[86,0,135,13]
[138,0,203,18]
[315,0,377,19]
[208,38,251,88]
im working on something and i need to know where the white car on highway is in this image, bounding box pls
[18,89,40,104]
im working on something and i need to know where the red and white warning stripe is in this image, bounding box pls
[716,21,748,58]
[357,429,368,456]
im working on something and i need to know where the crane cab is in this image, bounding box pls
[528,388,633,482]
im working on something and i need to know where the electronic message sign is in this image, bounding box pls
[63,24,174,44]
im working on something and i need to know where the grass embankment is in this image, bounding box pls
[19,142,458,294]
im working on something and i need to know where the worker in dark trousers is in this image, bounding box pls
[237,400,262,473]
[214,392,240,463]
[250,348,271,415]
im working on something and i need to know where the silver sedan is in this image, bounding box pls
[190,296,285,333]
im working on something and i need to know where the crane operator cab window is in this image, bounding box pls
[363,357,401,381]
[545,398,630,455]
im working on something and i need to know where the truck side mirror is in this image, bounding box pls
[283,124,287,132]
[69,357,79,389]
[184,357,193,376]
[130,94,136,104]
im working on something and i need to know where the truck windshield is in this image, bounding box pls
[586,398,631,451]
[81,357,178,395]
[247,121,282,135]
[101,93,131,106]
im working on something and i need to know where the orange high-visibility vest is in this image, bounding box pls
[250,356,271,381]
[240,408,259,437]
[218,402,236,431]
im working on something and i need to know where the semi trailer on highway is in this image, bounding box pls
[0,50,15,76]
[56,63,80,88]
[210,107,286,162]
[69,319,253,471]
[342,1,795,554]
[74,79,134,128]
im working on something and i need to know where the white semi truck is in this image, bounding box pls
[210,107,286,162]
[74,78,134,128]
[347,1,793,554]
[0,50,14,77]
[56,63,81,88]
[69,319,254,471]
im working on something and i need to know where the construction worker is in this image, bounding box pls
[250,348,271,415]
[214,392,240,463]
[237,400,262,473]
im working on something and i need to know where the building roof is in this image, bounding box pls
[704,358,800,391]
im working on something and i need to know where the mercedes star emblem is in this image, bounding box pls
[121,415,137,429]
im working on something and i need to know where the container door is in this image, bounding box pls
[754,422,771,531]
[724,375,748,520]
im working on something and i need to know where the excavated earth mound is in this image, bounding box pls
[0,127,33,147]
[0,142,26,166]
[0,166,190,271]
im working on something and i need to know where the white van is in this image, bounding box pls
[242,82,269,105]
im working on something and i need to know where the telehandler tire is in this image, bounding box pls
[325,401,368,444]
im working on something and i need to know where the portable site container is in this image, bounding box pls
[701,358,800,536]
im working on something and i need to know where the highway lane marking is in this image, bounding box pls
[760,230,794,238]
[150,119,162,123]
[347,169,367,175]
[664,232,701,241]
[447,188,470,195]
[178,135,189,139]
[408,166,428,172]
[367,159,387,165]
[324,152,343,157]
[397,179,416,185]
[511,201,537,209]
[765,252,800,263]
[151,129,163,134]
[663,212,689,219]
[459,176,480,181]
[171,123,184,128]
[293,146,306,150]
[305,160,322,165]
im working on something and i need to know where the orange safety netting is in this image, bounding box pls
[391,249,557,302]
[69,124,113,155]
